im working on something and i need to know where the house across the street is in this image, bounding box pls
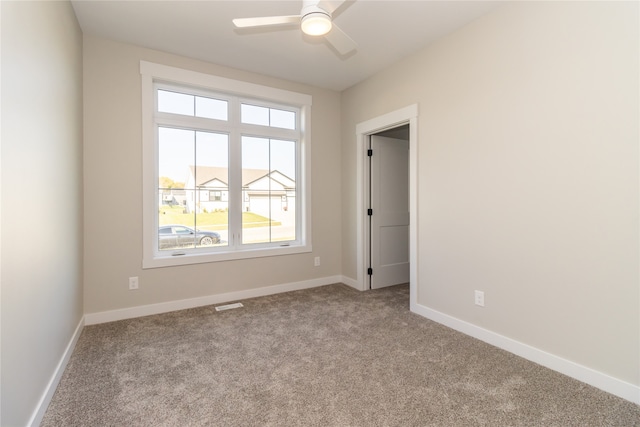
[182,165,295,220]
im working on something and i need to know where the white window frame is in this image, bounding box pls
[141,61,312,268]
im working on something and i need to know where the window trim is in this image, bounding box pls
[141,61,312,269]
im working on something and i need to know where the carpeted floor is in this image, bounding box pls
[42,283,640,426]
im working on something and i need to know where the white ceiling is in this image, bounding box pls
[71,0,502,91]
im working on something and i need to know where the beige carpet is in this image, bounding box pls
[42,283,639,426]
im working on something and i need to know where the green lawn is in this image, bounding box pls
[159,205,281,230]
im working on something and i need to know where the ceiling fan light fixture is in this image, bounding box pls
[301,12,332,36]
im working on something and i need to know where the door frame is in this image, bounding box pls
[355,104,418,308]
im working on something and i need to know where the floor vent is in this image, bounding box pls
[214,302,244,312]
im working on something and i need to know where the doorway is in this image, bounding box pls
[354,104,418,307]
[367,127,410,289]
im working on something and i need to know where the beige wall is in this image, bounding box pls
[1,1,84,425]
[83,36,342,314]
[341,2,639,385]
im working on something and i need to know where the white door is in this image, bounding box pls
[369,135,410,289]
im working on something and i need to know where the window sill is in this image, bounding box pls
[142,243,312,269]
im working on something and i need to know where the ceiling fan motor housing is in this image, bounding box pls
[300,4,332,36]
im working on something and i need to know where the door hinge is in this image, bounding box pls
[367,208,373,216]
[367,149,373,157]
[367,267,373,276]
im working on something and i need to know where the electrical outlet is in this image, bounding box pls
[314,256,320,267]
[129,276,139,290]
[474,290,484,307]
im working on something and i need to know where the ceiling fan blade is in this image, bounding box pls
[317,0,346,15]
[324,23,357,55]
[232,15,301,28]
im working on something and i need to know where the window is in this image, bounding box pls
[209,191,224,202]
[141,61,312,268]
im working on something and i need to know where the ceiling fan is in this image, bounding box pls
[232,0,357,55]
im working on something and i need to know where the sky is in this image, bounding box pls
[158,127,296,184]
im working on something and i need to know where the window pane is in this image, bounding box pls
[241,136,296,244]
[158,128,229,251]
[196,96,228,121]
[270,108,296,130]
[158,90,194,116]
[193,131,228,247]
[241,104,296,129]
[158,127,194,251]
[241,104,269,126]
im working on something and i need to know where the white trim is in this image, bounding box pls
[28,317,85,427]
[85,275,342,325]
[340,275,361,291]
[354,105,419,306]
[355,105,419,136]
[412,303,640,405]
[143,245,313,269]
[140,61,312,106]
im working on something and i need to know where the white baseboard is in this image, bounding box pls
[85,275,344,325]
[340,275,362,291]
[28,316,85,427]
[411,302,640,405]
